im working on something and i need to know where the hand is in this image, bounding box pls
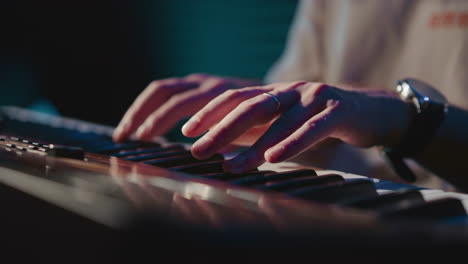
[113,74,260,142]
[182,81,410,173]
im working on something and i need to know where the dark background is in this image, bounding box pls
[1,0,297,131]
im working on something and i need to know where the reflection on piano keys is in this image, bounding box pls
[1,106,468,253]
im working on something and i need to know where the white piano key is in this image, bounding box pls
[420,189,468,212]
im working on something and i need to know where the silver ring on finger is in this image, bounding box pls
[263,92,281,112]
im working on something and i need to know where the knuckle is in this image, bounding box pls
[237,100,254,111]
[208,78,228,88]
[304,119,319,129]
[329,99,344,111]
[222,89,242,100]
[223,89,236,96]
[311,83,329,96]
[168,93,189,105]
[303,83,343,107]
[239,97,262,112]
[186,73,209,79]
[243,86,263,93]
[147,80,162,93]
[283,81,308,91]
[147,80,176,95]
[148,79,160,86]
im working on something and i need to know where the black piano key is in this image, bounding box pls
[203,170,276,181]
[342,189,425,211]
[113,145,185,158]
[128,150,189,162]
[61,132,111,147]
[288,179,378,204]
[146,154,195,167]
[257,174,345,192]
[231,169,317,186]
[91,141,156,155]
[76,138,114,149]
[47,144,85,160]
[147,154,224,168]
[381,198,467,220]
[171,160,225,174]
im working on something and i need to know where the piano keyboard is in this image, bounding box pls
[2,106,468,250]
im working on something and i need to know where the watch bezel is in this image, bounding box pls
[397,78,448,114]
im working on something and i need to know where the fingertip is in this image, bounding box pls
[181,118,200,137]
[181,124,190,137]
[265,146,285,163]
[112,127,126,142]
[190,147,209,160]
[112,133,121,142]
[190,136,215,159]
[190,144,204,159]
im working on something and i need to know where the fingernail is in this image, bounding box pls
[182,117,200,136]
[225,155,247,173]
[265,146,285,162]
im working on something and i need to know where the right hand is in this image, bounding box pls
[112,73,260,142]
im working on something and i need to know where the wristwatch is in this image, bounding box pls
[384,78,448,182]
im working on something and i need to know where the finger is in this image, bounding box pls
[185,73,211,81]
[223,103,318,173]
[190,89,299,160]
[265,103,341,163]
[113,79,198,142]
[230,122,273,146]
[181,88,265,137]
[182,81,295,137]
[223,84,339,172]
[135,81,228,140]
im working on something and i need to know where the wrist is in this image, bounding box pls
[365,90,413,148]
[387,92,418,147]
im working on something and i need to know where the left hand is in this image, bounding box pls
[182,81,410,173]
